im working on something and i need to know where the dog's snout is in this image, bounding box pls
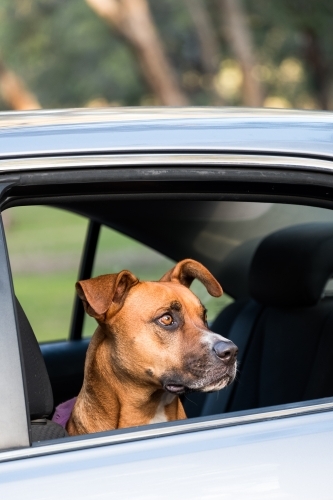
[213,340,238,363]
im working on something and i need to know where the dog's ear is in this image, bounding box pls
[76,271,139,320]
[160,259,222,297]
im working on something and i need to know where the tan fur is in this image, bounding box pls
[67,324,186,435]
[67,260,236,436]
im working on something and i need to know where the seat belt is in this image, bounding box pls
[201,299,263,417]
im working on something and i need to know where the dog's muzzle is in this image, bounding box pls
[162,337,238,395]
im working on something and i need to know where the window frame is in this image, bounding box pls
[2,152,333,457]
[69,220,101,340]
[0,208,30,451]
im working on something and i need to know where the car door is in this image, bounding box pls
[1,148,333,499]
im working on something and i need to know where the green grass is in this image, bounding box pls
[4,205,232,342]
[5,206,88,341]
[13,273,78,341]
[6,206,88,254]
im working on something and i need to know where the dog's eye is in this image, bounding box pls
[158,314,174,326]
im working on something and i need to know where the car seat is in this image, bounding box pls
[184,222,333,418]
[16,299,67,442]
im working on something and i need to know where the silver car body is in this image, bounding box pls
[0,107,333,499]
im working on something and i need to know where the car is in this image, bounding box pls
[1,107,333,499]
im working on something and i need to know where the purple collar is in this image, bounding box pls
[52,397,77,428]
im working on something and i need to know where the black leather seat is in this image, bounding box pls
[185,222,333,418]
[16,299,67,442]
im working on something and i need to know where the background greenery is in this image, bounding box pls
[1,0,333,109]
[5,206,231,342]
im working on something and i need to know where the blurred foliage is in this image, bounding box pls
[0,0,333,108]
[0,0,146,107]
[245,0,333,108]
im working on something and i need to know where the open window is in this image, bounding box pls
[1,161,333,455]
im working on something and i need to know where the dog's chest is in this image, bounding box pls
[149,393,175,424]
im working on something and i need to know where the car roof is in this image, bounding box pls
[1,107,333,160]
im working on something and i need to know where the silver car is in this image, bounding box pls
[0,108,333,499]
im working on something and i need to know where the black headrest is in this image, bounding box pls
[16,299,54,419]
[249,223,333,307]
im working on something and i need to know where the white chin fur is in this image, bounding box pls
[190,361,237,393]
[200,378,230,393]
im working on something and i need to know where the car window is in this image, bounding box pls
[83,225,233,337]
[4,197,333,451]
[4,206,88,342]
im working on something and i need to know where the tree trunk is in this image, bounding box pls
[302,28,330,110]
[220,0,263,106]
[183,0,223,104]
[183,0,220,75]
[86,0,189,105]
[0,59,41,110]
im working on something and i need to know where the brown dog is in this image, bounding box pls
[66,259,238,436]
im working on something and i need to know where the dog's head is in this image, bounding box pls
[76,259,238,395]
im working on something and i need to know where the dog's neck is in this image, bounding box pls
[67,328,186,436]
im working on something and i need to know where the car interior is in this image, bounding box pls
[4,199,333,443]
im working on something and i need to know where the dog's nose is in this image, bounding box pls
[213,340,238,363]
